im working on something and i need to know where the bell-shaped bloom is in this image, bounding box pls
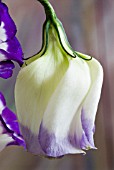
[15,19,103,158]
[0,92,25,151]
[0,2,23,79]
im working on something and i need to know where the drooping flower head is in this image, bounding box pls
[0,2,23,79]
[14,0,103,158]
[0,0,103,158]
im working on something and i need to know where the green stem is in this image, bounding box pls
[37,0,56,20]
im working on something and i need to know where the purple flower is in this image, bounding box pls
[0,92,25,151]
[0,2,23,79]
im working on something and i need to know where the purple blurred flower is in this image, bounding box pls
[0,92,25,151]
[0,2,23,79]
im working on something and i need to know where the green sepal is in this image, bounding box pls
[74,51,92,61]
[52,18,76,58]
[23,0,92,67]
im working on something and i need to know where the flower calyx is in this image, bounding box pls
[24,0,92,66]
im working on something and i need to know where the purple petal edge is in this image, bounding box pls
[81,108,96,149]
[0,37,23,65]
[20,124,44,155]
[39,123,84,158]
[39,123,65,157]
[20,119,96,157]
[0,3,16,40]
[0,2,24,79]
[20,123,65,158]
[0,60,15,79]
[0,92,26,149]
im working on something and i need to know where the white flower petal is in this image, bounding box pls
[39,58,91,157]
[80,58,103,149]
[0,22,7,42]
[15,42,69,154]
[0,134,13,152]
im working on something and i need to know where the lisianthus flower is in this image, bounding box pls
[0,2,23,79]
[0,92,25,151]
[14,0,103,158]
[0,0,103,158]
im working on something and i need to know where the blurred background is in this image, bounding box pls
[0,0,114,169]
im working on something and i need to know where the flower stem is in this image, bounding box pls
[37,0,56,20]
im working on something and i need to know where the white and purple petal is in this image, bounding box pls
[80,58,103,150]
[15,44,70,156]
[38,58,103,157]
[38,59,91,157]
[0,60,15,79]
[15,55,92,157]
[0,37,23,65]
[0,3,16,42]
[0,92,26,151]
[0,2,23,79]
